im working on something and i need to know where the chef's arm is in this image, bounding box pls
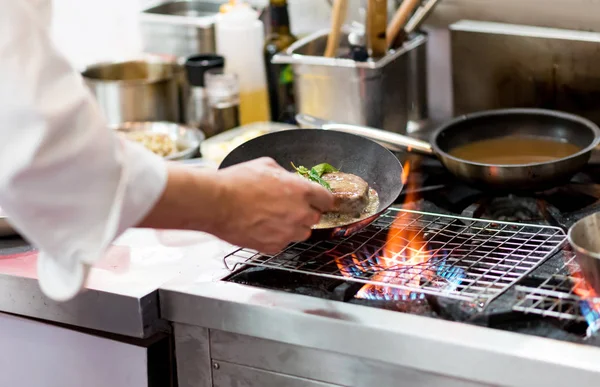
[0,0,170,301]
[0,1,331,302]
[137,164,225,232]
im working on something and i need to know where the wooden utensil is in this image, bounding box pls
[366,0,388,58]
[324,0,349,58]
[404,0,441,35]
[386,0,421,49]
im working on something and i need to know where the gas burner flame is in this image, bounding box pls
[332,160,465,301]
[570,269,600,336]
[401,160,411,186]
[561,251,600,336]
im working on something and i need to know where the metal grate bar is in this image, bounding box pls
[225,208,566,307]
[514,250,600,325]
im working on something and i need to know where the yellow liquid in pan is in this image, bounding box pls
[448,136,582,165]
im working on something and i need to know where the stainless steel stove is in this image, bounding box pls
[221,153,600,342]
[156,12,600,387]
[160,152,600,387]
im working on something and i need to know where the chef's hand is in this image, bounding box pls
[138,158,334,254]
[213,157,334,253]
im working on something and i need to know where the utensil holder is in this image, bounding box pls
[273,28,428,134]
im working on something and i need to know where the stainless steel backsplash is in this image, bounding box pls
[423,0,600,124]
[429,0,600,31]
[450,21,600,125]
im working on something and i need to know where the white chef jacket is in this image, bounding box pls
[0,1,168,301]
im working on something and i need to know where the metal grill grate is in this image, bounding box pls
[514,250,600,326]
[224,208,566,306]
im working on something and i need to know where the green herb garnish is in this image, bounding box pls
[312,163,339,176]
[291,162,339,192]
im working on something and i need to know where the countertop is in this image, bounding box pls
[4,208,600,385]
[0,228,235,338]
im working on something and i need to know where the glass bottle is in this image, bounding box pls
[264,0,297,124]
[205,69,241,135]
[215,2,270,125]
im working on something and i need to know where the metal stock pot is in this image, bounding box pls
[82,56,183,126]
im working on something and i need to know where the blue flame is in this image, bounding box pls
[358,287,427,301]
[435,258,466,293]
[336,244,466,301]
[579,301,600,337]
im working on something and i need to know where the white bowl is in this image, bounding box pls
[113,121,205,160]
[200,121,297,164]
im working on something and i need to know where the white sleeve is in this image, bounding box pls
[0,1,168,301]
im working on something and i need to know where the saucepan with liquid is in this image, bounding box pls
[297,108,600,191]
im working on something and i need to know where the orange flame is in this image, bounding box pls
[401,160,411,186]
[573,271,595,298]
[564,252,600,330]
[571,269,600,309]
[356,223,432,298]
[334,159,435,299]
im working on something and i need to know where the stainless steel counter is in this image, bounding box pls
[0,228,236,338]
[5,215,600,384]
[159,229,600,387]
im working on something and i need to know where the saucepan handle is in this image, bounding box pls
[295,114,435,156]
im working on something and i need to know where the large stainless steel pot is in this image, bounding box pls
[82,57,182,126]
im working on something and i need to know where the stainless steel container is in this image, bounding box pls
[82,57,182,126]
[568,212,600,295]
[407,32,429,133]
[272,29,427,134]
[139,1,222,59]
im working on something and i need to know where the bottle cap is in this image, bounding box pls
[184,54,225,87]
[219,0,251,13]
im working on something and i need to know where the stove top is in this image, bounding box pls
[225,152,600,347]
[405,154,600,227]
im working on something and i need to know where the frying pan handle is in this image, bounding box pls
[295,113,435,156]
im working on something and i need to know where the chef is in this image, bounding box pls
[0,1,333,301]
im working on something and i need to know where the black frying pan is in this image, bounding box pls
[219,129,404,240]
[298,108,600,191]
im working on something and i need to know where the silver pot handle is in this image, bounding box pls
[295,113,434,155]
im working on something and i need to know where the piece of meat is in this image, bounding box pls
[321,172,370,215]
